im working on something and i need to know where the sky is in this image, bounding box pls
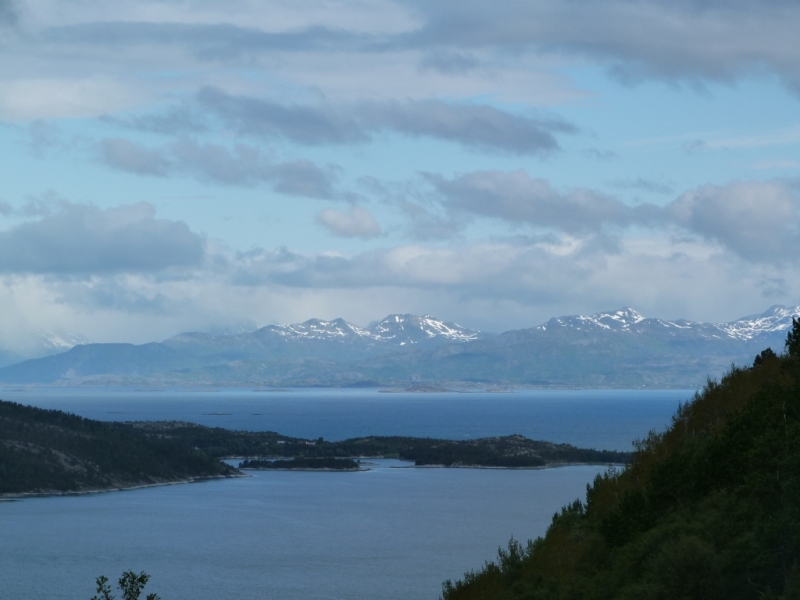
[1,0,800,352]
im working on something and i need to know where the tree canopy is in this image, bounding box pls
[441,333,800,599]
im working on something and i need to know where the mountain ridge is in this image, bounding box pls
[1,305,798,388]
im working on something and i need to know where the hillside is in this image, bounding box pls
[0,306,797,388]
[440,327,800,599]
[128,423,631,467]
[0,401,239,496]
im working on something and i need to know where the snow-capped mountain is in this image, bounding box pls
[252,314,481,345]
[3,305,799,387]
[539,308,646,332]
[0,331,89,368]
[265,318,372,341]
[368,314,482,345]
[536,305,800,343]
[717,305,800,340]
[35,331,89,353]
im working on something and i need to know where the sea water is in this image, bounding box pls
[0,388,692,599]
[0,386,691,450]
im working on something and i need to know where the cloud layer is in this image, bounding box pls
[0,203,204,274]
[101,138,339,198]
[1,0,799,351]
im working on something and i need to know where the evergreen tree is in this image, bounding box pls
[91,571,161,600]
[786,316,800,358]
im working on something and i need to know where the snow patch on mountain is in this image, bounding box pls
[538,305,800,342]
[717,305,800,340]
[272,318,371,341]
[35,331,89,352]
[540,308,646,331]
[368,314,481,344]
[257,314,481,345]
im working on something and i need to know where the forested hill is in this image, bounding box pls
[441,333,800,599]
[0,401,238,496]
[128,423,630,468]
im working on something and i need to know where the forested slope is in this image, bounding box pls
[441,329,800,599]
[0,401,238,496]
[130,423,630,467]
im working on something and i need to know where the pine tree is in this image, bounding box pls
[786,316,800,358]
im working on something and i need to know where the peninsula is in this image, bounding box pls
[1,401,628,497]
[0,400,240,498]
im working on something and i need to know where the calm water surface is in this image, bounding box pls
[1,386,692,450]
[0,387,693,599]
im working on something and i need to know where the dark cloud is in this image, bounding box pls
[100,137,339,199]
[59,280,179,315]
[418,50,481,74]
[405,0,800,87]
[198,87,572,155]
[396,198,468,240]
[103,105,208,135]
[316,206,382,239]
[668,181,800,261]
[359,100,573,155]
[271,160,338,199]
[228,240,597,304]
[0,0,17,27]
[427,170,661,234]
[425,171,800,262]
[583,148,619,160]
[102,138,172,177]
[28,121,62,158]
[758,277,789,299]
[0,203,205,274]
[197,87,365,145]
[35,2,800,95]
[44,22,372,61]
[611,178,674,194]
[683,139,707,153]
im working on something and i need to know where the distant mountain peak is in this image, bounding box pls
[542,307,647,332]
[717,304,800,340]
[275,318,370,340]
[35,331,89,352]
[368,314,481,344]
[538,304,800,342]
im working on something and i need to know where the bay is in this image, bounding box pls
[0,387,693,599]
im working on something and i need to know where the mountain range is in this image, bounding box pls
[0,306,797,388]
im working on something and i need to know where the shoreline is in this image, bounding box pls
[405,461,625,470]
[0,461,623,501]
[240,467,367,472]
[0,472,248,501]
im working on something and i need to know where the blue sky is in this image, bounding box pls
[1,0,799,352]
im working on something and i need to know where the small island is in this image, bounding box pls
[239,457,362,471]
[129,423,631,468]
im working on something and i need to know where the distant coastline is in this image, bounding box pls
[0,472,247,501]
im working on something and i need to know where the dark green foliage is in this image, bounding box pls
[754,347,778,367]
[130,423,630,468]
[0,401,237,495]
[91,570,160,600]
[440,346,800,600]
[787,317,800,358]
[239,457,361,470]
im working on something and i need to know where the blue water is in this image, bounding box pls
[0,386,691,450]
[0,387,693,599]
